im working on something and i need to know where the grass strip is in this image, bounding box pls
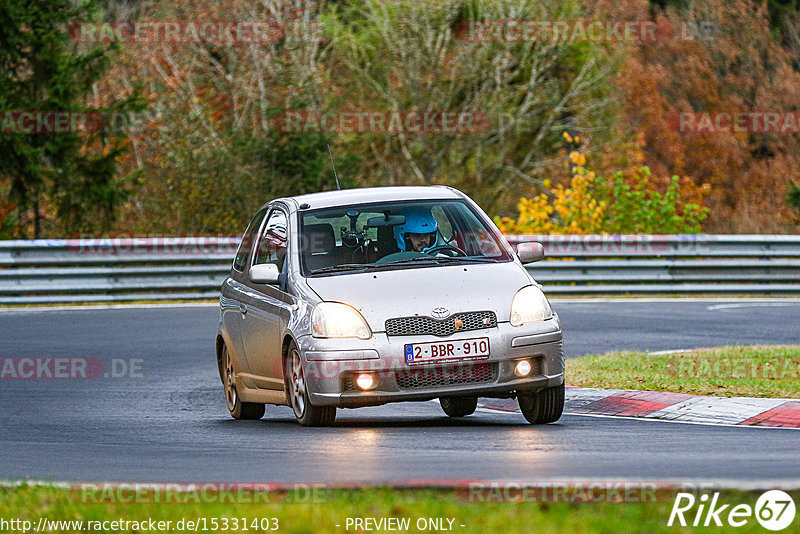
[0,485,795,534]
[567,345,800,398]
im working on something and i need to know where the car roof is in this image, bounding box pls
[278,186,463,211]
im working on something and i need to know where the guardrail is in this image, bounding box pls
[507,235,800,295]
[0,235,798,303]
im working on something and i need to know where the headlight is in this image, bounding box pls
[311,302,372,339]
[510,286,552,326]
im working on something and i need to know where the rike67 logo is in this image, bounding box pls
[668,490,796,530]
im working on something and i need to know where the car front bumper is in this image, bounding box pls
[296,318,564,408]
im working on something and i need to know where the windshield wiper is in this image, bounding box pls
[384,256,498,266]
[309,263,375,275]
[311,256,498,274]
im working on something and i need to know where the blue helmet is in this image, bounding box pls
[394,209,438,251]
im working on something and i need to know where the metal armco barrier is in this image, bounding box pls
[0,235,799,303]
[506,235,800,295]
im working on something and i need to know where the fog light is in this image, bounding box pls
[355,373,376,391]
[515,360,533,377]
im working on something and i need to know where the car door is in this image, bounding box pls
[221,206,268,375]
[239,207,293,390]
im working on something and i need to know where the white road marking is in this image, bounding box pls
[706,302,800,311]
[563,412,800,430]
[479,407,800,430]
[646,397,786,425]
[0,302,218,314]
[480,387,800,430]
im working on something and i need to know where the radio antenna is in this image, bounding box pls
[327,144,341,190]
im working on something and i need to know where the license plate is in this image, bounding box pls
[404,337,490,365]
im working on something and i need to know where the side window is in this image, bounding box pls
[450,204,502,257]
[431,205,454,241]
[233,207,268,272]
[253,209,288,271]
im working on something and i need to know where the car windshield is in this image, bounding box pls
[299,199,512,276]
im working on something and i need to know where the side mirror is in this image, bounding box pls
[249,263,281,284]
[517,242,545,264]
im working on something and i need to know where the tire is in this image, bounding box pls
[440,397,478,417]
[285,341,336,427]
[222,344,265,420]
[518,384,564,424]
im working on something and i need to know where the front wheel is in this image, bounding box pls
[518,384,564,424]
[440,397,478,417]
[285,341,336,427]
[222,344,265,420]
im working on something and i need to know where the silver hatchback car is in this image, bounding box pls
[216,186,564,426]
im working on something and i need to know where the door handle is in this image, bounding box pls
[239,303,248,315]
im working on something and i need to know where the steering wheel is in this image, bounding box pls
[425,244,468,257]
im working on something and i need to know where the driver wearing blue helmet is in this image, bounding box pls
[394,209,438,253]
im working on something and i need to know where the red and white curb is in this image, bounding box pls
[480,387,800,428]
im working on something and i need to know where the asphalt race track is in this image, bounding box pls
[1,299,799,485]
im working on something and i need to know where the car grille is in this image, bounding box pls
[395,362,497,390]
[385,311,497,337]
[342,375,358,392]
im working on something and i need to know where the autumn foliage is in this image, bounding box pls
[3,0,800,237]
[600,0,800,233]
[495,134,710,235]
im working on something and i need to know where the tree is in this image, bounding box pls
[325,0,619,214]
[106,0,358,232]
[105,0,619,231]
[0,0,141,238]
[607,0,800,232]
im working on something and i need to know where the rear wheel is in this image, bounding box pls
[222,344,265,420]
[285,341,336,427]
[440,397,478,417]
[518,384,564,424]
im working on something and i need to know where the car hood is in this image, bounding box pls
[304,261,533,330]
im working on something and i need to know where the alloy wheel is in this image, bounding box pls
[289,348,306,418]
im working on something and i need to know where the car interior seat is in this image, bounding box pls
[303,223,338,272]
[374,225,400,260]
